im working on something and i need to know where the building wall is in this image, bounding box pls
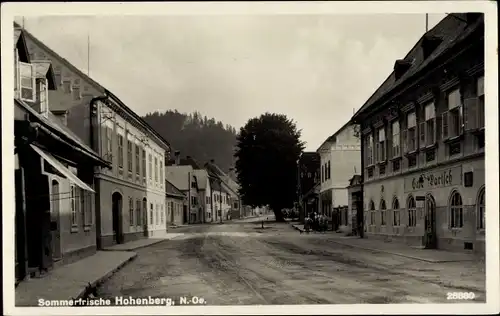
[204,182,213,222]
[96,102,167,243]
[166,196,185,226]
[47,171,97,264]
[359,38,485,252]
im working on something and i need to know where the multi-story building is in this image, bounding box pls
[165,152,200,224]
[14,27,110,281]
[193,169,212,223]
[205,160,241,220]
[20,24,171,248]
[297,152,321,222]
[317,122,361,231]
[351,13,485,253]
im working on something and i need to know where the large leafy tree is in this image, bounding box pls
[234,113,305,222]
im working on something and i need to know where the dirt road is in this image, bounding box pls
[96,219,485,305]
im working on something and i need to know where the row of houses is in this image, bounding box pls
[13,23,245,284]
[297,13,485,253]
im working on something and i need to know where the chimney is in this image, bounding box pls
[210,159,215,164]
[174,151,181,165]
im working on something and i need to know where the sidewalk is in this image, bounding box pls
[292,224,482,263]
[15,251,136,306]
[103,234,185,251]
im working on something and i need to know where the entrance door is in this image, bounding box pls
[356,198,364,238]
[424,195,437,249]
[142,198,148,237]
[112,192,123,244]
[183,205,188,224]
[50,180,62,260]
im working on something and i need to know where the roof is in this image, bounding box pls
[14,28,30,63]
[193,169,209,190]
[204,161,240,194]
[316,121,354,152]
[15,98,110,167]
[32,60,56,90]
[165,165,194,191]
[347,175,363,188]
[166,180,185,198]
[15,23,171,153]
[167,156,202,169]
[353,13,483,120]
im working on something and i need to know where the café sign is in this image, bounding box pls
[404,166,462,193]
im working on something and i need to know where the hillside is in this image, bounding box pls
[142,110,238,173]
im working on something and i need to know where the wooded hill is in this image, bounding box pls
[142,110,238,174]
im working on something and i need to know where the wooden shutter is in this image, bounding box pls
[464,97,478,131]
[419,122,426,148]
[442,111,449,139]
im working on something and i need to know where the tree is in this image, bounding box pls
[234,113,305,222]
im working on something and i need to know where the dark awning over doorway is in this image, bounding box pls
[30,144,95,193]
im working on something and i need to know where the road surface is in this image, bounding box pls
[96,218,485,305]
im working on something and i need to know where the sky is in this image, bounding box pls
[16,13,446,151]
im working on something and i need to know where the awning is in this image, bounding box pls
[30,144,95,193]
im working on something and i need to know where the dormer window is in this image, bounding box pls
[35,78,49,115]
[422,35,443,59]
[19,62,35,102]
[394,59,412,80]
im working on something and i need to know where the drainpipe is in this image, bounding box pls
[187,172,191,225]
[89,95,108,250]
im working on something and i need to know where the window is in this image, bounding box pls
[443,88,463,139]
[36,79,48,113]
[391,121,400,158]
[154,157,158,182]
[160,161,163,186]
[73,85,81,100]
[377,127,387,162]
[477,188,485,230]
[450,191,463,228]
[366,133,374,166]
[477,76,485,129]
[380,199,387,226]
[14,49,20,91]
[404,112,417,152]
[135,145,140,175]
[321,165,324,182]
[327,161,331,179]
[393,198,400,226]
[70,185,78,227]
[142,149,146,178]
[206,196,210,204]
[149,203,154,224]
[106,128,113,160]
[117,134,124,168]
[63,80,72,94]
[408,196,417,227]
[155,204,159,225]
[129,197,134,226]
[148,154,152,180]
[127,140,133,172]
[369,200,375,225]
[19,62,35,101]
[136,200,142,226]
[421,102,436,147]
[81,189,92,227]
[160,204,164,224]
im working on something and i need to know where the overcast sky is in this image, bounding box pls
[16,14,445,151]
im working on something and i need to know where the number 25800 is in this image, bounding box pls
[447,292,475,300]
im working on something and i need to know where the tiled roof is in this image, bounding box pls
[165,165,193,191]
[353,13,483,119]
[193,169,209,190]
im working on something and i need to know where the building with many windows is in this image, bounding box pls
[316,122,361,231]
[20,24,171,248]
[351,13,485,253]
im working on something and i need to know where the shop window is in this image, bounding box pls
[392,198,400,226]
[407,196,417,227]
[450,191,464,228]
[380,199,387,226]
[477,188,485,230]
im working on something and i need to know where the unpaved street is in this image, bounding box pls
[96,218,485,305]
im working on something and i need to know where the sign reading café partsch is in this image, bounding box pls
[404,166,462,193]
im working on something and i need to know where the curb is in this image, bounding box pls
[102,239,169,252]
[75,252,138,300]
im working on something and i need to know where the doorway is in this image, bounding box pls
[142,198,148,237]
[111,192,123,244]
[183,205,188,224]
[424,194,437,249]
[50,180,62,260]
